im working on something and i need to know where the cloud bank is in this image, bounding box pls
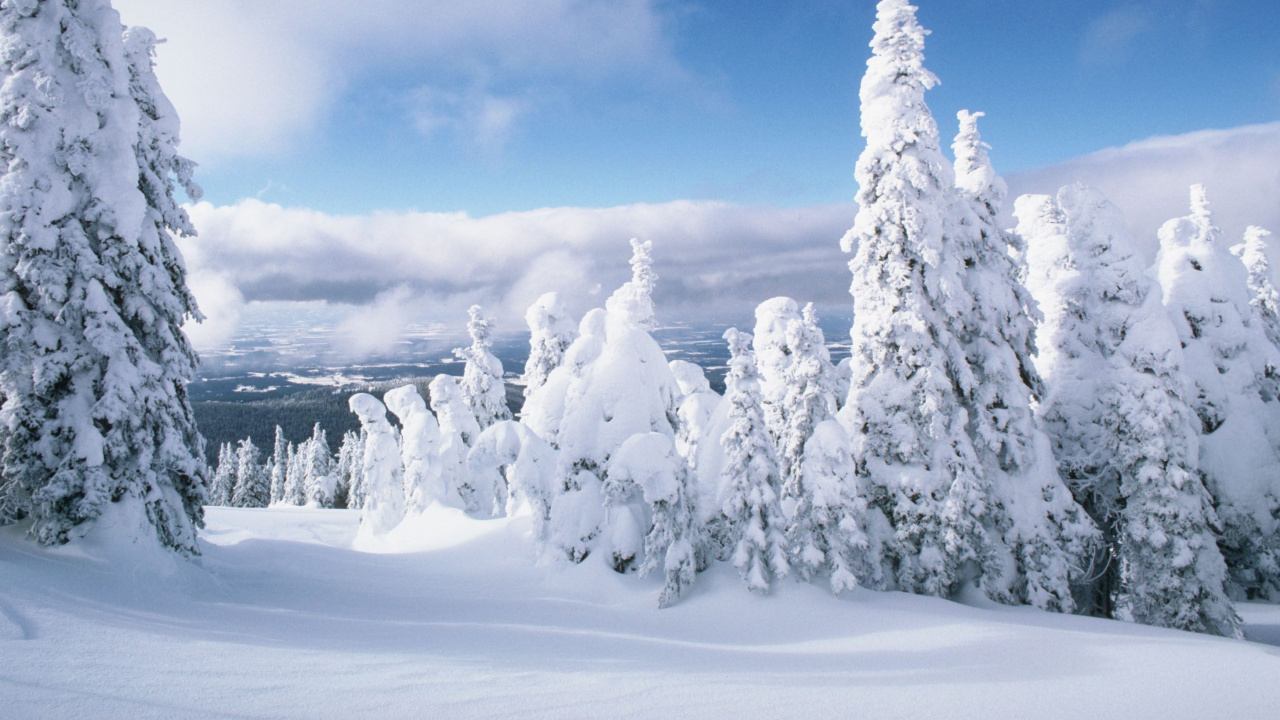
[113,0,682,161]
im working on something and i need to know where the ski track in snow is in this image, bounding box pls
[1,506,1279,719]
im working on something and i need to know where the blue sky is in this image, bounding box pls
[119,1,1280,216]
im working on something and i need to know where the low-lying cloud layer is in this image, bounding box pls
[181,122,1280,355]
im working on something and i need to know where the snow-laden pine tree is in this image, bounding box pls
[208,443,235,507]
[608,432,699,607]
[669,360,720,464]
[334,430,364,510]
[838,0,994,599]
[1233,226,1280,349]
[1154,185,1280,600]
[349,393,403,537]
[283,441,305,506]
[454,305,510,431]
[231,438,268,508]
[798,420,884,593]
[521,239,683,567]
[468,421,557,542]
[301,423,334,507]
[385,384,443,514]
[0,0,207,553]
[269,426,288,505]
[429,374,492,515]
[950,111,1095,610]
[1018,184,1239,636]
[523,292,577,399]
[715,328,789,592]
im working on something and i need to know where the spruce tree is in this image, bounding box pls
[1019,184,1239,636]
[1233,226,1280,349]
[455,305,510,430]
[334,430,364,510]
[717,328,789,592]
[0,0,207,553]
[269,426,287,505]
[302,423,333,507]
[1154,185,1280,600]
[523,292,577,399]
[231,438,268,508]
[349,393,403,537]
[799,420,882,593]
[839,0,992,598]
[208,443,235,507]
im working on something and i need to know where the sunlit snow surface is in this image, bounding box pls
[2,507,1279,719]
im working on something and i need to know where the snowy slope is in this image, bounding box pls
[2,506,1279,719]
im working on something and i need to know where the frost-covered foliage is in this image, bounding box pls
[1233,226,1280,349]
[1154,186,1280,600]
[669,360,720,464]
[385,384,443,514]
[468,421,557,541]
[269,427,288,505]
[523,292,577,399]
[209,443,235,507]
[608,433,699,607]
[1019,185,1239,636]
[429,374,494,515]
[349,393,403,537]
[301,423,335,507]
[0,0,208,554]
[282,441,305,507]
[522,239,682,567]
[335,430,364,510]
[231,439,268,509]
[454,305,510,431]
[714,328,789,592]
[838,0,997,599]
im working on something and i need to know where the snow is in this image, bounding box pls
[2,506,1280,718]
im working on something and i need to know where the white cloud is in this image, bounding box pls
[1006,121,1280,261]
[112,0,682,162]
[1079,6,1152,66]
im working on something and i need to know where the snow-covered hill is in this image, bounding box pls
[2,506,1279,719]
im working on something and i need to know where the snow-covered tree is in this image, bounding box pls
[385,384,443,514]
[1154,185,1280,600]
[0,0,207,554]
[301,423,334,507]
[950,111,1096,611]
[208,443,235,507]
[523,239,683,566]
[523,292,577,399]
[715,328,789,592]
[838,0,994,599]
[608,433,699,607]
[1019,184,1239,636]
[231,438,268,509]
[429,374,493,515]
[468,421,557,542]
[334,430,364,510]
[283,442,305,506]
[349,393,403,537]
[669,360,721,464]
[454,305,510,431]
[1233,226,1280,350]
[269,426,288,505]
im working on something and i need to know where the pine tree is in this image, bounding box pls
[669,359,721,464]
[1019,184,1239,636]
[454,305,510,431]
[385,384,443,514]
[799,420,883,593]
[231,438,268,508]
[429,374,489,515]
[950,110,1095,610]
[523,291,577,399]
[1154,185,1280,600]
[334,430,364,510]
[302,423,333,507]
[838,0,992,598]
[269,426,287,505]
[0,0,207,553]
[1233,226,1280,349]
[349,393,403,537]
[283,441,306,506]
[716,328,789,592]
[208,443,235,507]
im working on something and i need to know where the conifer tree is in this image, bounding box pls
[231,438,268,508]
[269,426,287,505]
[208,443,235,507]
[430,374,489,514]
[0,0,207,553]
[455,305,510,430]
[1019,184,1239,636]
[838,0,993,598]
[302,423,334,507]
[716,328,789,592]
[1233,226,1280,349]
[1154,185,1280,599]
[385,384,443,514]
[798,420,883,592]
[349,393,403,536]
[334,430,364,510]
[523,292,577,399]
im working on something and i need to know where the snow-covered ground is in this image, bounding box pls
[2,506,1279,719]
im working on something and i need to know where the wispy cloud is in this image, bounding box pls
[1079,6,1152,67]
